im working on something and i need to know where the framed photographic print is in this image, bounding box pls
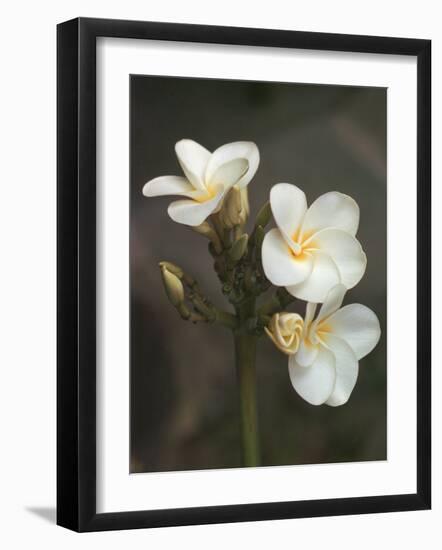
[57,17,431,531]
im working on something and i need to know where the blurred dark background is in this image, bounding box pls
[130,75,386,473]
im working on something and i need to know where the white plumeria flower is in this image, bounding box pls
[262,183,367,303]
[288,284,381,406]
[143,139,259,227]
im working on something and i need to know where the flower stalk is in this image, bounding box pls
[159,201,269,466]
[234,330,260,467]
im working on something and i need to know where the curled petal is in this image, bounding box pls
[167,190,225,227]
[306,228,367,289]
[265,312,303,355]
[322,334,359,407]
[327,304,381,360]
[262,228,313,286]
[206,141,260,189]
[286,251,341,303]
[289,346,336,405]
[301,191,360,239]
[270,183,307,243]
[142,176,195,198]
[175,139,211,191]
[210,158,249,191]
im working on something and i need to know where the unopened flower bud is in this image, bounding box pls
[227,187,242,219]
[240,187,250,218]
[229,234,248,262]
[192,221,214,237]
[254,225,265,250]
[161,265,185,307]
[192,221,222,253]
[265,312,304,355]
[255,201,271,228]
[220,186,249,229]
[159,261,183,279]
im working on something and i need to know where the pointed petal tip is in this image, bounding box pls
[142,181,151,196]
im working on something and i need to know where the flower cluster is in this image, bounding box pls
[143,139,381,407]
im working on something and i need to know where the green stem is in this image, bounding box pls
[234,328,260,467]
[214,308,238,330]
[258,287,295,317]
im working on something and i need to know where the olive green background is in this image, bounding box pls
[130,75,387,473]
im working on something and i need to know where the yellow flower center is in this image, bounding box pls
[289,230,317,259]
[195,184,217,203]
[290,241,303,256]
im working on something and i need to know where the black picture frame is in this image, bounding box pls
[57,17,431,532]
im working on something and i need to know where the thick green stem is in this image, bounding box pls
[234,329,260,467]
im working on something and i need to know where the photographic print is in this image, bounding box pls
[57,18,431,531]
[130,75,386,474]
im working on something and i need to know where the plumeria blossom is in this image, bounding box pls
[143,139,259,227]
[262,183,367,303]
[283,284,381,406]
[265,285,381,406]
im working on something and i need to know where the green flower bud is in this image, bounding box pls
[255,201,271,228]
[158,261,183,279]
[229,234,248,262]
[254,225,265,249]
[161,265,185,306]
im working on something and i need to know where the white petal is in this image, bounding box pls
[206,142,259,189]
[270,183,307,242]
[305,229,367,289]
[286,252,341,303]
[167,190,224,227]
[301,192,360,239]
[175,139,211,191]
[295,339,319,367]
[327,304,381,360]
[262,228,313,286]
[142,176,195,198]
[210,158,249,190]
[304,302,317,328]
[289,346,336,405]
[322,335,359,407]
[314,284,347,325]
